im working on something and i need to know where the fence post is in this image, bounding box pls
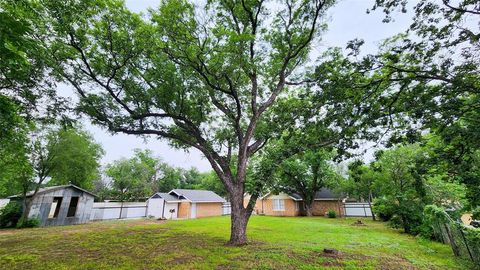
[444,223,460,256]
[458,224,474,262]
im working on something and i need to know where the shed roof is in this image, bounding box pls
[8,184,97,198]
[150,192,182,202]
[169,189,226,203]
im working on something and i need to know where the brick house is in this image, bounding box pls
[245,188,344,217]
[168,189,226,219]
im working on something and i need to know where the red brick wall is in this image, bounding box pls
[195,203,222,218]
[311,200,343,217]
[255,198,300,216]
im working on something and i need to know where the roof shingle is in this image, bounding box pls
[169,189,226,203]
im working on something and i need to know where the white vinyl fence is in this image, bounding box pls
[222,202,231,215]
[343,202,373,217]
[90,202,148,221]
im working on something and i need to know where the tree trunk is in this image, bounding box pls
[228,189,250,246]
[368,190,376,221]
[304,201,314,216]
[229,209,248,245]
[21,197,33,222]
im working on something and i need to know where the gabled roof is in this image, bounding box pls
[169,189,226,203]
[149,192,182,202]
[8,184,97,198]
[313,188,342,200]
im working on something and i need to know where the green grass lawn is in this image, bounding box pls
[0,216,475,270]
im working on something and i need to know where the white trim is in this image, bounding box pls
[190,201,226,203]
[272,199,285,211]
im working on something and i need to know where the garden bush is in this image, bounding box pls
[0,201,23,228]
[16,217,40,228]
[327,210,336,218]
[462,226,480,265]
[472,206,480,221]
[372,197,395,221]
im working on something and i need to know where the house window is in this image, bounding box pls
[67,197,79,217]
[48,197,63,218]
[273,199,285,211]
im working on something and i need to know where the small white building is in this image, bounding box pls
[147,192,182,219]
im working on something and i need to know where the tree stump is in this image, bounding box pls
[323,248,339,255]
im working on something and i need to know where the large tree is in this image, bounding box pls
[345,160,378,221]
[277,149,341,216]
[35,0,335,244]
[365,0,480,207]
[47,127,104,189]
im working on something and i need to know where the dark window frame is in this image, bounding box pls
[49,197,63,219]
[66,197,79,217]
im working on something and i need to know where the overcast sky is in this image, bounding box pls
[60,0,413,172]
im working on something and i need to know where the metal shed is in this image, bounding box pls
[9,184,95,227]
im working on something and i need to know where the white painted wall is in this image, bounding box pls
[91,202,147,220]
[163,203,178,219]
[146,198,164,219]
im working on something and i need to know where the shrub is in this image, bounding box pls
[16,218,40,228]
[472,206,480,221]
[373,196,424,235]
[457,224,480,265]
[327,210,336,218]
[0,201,23,228]
[372,197,395,221]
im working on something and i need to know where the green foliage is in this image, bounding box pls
[0,201,23,228]
[105,155,153,201]
[16,217,40,229]
[327,210,336,218]
[372,144,427,234]
[0,96,32,198]
[0,0,67,121]
[191,171,227,198]
[372,197,395,222]
[48,128,104,190]
[462,226,480,265]
[366,0,480,208]
[472,207,480,221]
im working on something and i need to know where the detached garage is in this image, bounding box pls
[169,189,226,219]
[147,193,182,219]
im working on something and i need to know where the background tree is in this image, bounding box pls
[193,171,228,198]
[371,144,426,234]
[47,127,104,189]
[36,0,336,245]
[0,96,31,198]
[277,149,341,216]
[155,163,182,192]
[345,160,378,220]
[363,0,480,208]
